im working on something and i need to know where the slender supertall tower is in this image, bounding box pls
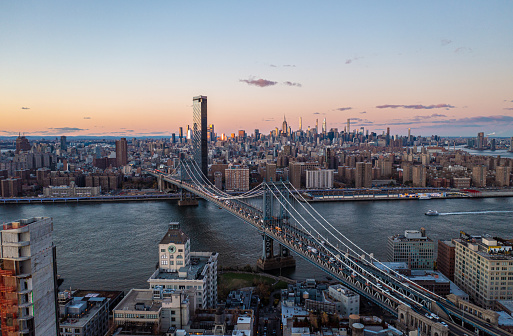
[193,96,208,177]
[322,118,326,134]
[316,119,319,133]
[299,117,302,131]
[347,119,350,134]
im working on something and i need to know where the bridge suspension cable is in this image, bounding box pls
[283,181,444,302]
[267,182,420,307]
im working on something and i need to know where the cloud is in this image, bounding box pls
[283,64,296,67]
[313,112,321,115]
[283,81,302,87]
[21,107,30,109]
[375,104,455,109]
[83,116,91,119]
[49,127,87,132]
[269,64,277,67]
[454,47,472,54]
[441,39,452,46]
[428,115,513,127]
[504,108,513,110]
[336,107,352,111]
[239,78,277,87]
[345,56,363,64]
[359,111,367,114]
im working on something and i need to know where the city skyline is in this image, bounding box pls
[1,1,513,137]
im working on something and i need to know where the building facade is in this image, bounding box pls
[437,240,456,282]
[115,138,128,167]
[43,181,101,198]
[225,167,250,192]
[454,232,513,308]
[387,230,435,270]
[0,217,59,336]
[305,169,334,189]
[193,96,208,178]
[147,223,218,310]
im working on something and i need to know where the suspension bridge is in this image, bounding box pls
[147,159,511,336]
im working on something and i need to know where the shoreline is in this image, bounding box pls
[2,190,512,205]
[0,193,180,204]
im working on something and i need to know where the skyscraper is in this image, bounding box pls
[115,137,128,167]
[282,115,288,136]
[477,132,485,149]
[0,217,59,335]
[322,118,326,134]
[193,96,208,177]
[60,135,67,151]
[15,134,31,154]
[347,119,350,135]
[299,117,302,131]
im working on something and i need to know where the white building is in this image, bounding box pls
[0,217,58,335]
[148,223,218,309]
[327,284,360,316]
[305,169,334,189]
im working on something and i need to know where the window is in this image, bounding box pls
[161,260,168,265]
[161,254,167,259]
[178,249,183,252]
[177,261,183,265]
[161,249,165,252]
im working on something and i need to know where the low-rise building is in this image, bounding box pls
[327,284,360,316]
[112,288,190,334]
[43,181,101,197]
[58,292,110,336]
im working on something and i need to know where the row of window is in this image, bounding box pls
[114,313,159,319]
[161,260,184,265]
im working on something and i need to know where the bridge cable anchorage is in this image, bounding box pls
[268,182,436,309]
[266,182,413,309]
[286,181,443,303]
[184,160,265,200]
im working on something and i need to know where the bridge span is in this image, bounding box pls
[147,162,511,336]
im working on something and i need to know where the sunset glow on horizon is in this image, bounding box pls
[1,1,513,137]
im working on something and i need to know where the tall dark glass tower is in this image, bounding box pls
[193,96,208,177]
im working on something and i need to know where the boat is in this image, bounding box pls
[425,210,439,216]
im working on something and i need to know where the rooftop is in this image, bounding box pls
[149,252,215,281]
[60,296,109,329]
[159,228,189,245]
[113,289,161,312]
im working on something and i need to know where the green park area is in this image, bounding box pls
[218,272,289,304]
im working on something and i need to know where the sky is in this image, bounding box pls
[1,1,513,138]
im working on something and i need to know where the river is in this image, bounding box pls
[1,197,512,292]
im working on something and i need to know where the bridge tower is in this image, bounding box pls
[256,182,296,271]
[177,159,199,206]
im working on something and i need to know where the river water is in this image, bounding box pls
[1,197,512,292]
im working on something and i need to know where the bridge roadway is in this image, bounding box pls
[150,170,512,336]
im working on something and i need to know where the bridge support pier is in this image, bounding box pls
[256,235,296,271]
[177,188,198,206]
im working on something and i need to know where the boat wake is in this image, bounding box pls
[438,210,513,216]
